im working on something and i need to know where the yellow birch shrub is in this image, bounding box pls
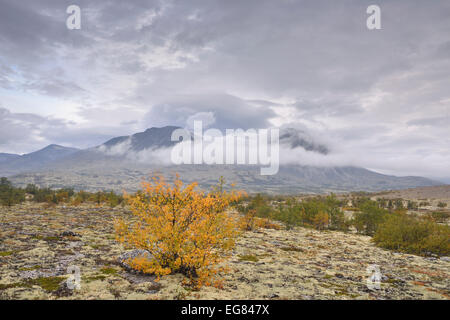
[114,175,243,288]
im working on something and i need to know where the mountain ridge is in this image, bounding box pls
[0,126,444,194]
[0,144,79,175]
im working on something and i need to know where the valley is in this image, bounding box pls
[0,185,449,300]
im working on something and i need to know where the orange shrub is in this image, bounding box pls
[114,175,243,288]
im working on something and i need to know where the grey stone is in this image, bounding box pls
[54,280,74,297]
[117,249,154,273]
[60,231,81,237]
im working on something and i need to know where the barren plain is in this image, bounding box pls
[0,201,448,300]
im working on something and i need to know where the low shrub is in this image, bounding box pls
[114,175,243,288]
[437,202,448,208]
[0,178,25,206]
[238,194,349,232]
[352,201,389,236]
[373,213,450,256]
[428,211,450,223]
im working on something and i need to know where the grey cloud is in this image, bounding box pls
[25,78,87,98]
[143,94,277,131]
[0,107,67,153]
[2,0,449,101]
[293,98,365,120]
[408,116,450,127]
[0,107,121,153]
[0,0,449,179]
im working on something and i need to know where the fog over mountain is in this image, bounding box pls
[1,126,442,194]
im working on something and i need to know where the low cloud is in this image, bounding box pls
[97,137,174,166]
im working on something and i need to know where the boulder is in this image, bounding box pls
[60,231,81,238]
[117,249,154,273]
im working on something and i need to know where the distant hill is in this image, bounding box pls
[0,144,79,175]
[1,126,444,194]
[0,153,21,164]
[20,144,79,163]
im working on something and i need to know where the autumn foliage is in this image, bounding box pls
[114,175,243,288]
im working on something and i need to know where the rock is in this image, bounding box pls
[117,249,154,273]
[19,269,55,279]
[60,231,81,238]
[54,280,74,297]
[55,253,86,274]
[440,256,450,262]
[134,280,162,293]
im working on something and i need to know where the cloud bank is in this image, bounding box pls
[0,0,449,180]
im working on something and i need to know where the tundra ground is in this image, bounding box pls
[0,203,448,300]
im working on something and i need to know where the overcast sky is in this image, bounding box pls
[0,0,449,181]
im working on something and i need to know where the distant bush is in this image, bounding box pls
[312,211,329,230]
[25,184,124,207]
[376,198,387,208]
[114,175,243,288]
[352,200,389,236]
[295,195,349,231]
[407,200,418,210]
[238,208,259,231]
[238,194,273,218]
[373,213,450,256]
[237,208,280,231]
[0,178,25,206]
[437,202,448,208]
[428,211,450,223]
[419,201,431,207]
[393,199,404,209]
[351,196,372,209]
[0,179,125,207]
[323,195,349,231]
[271,201,302,230]
[238,194,349,232]
[237,193,292,230]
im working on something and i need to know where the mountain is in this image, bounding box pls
[1,126,444,194]
[101,126,181,151]
[38,126,184,170]
[0,153,20,164]
[0,144,79,175]
[20,144,79,163]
